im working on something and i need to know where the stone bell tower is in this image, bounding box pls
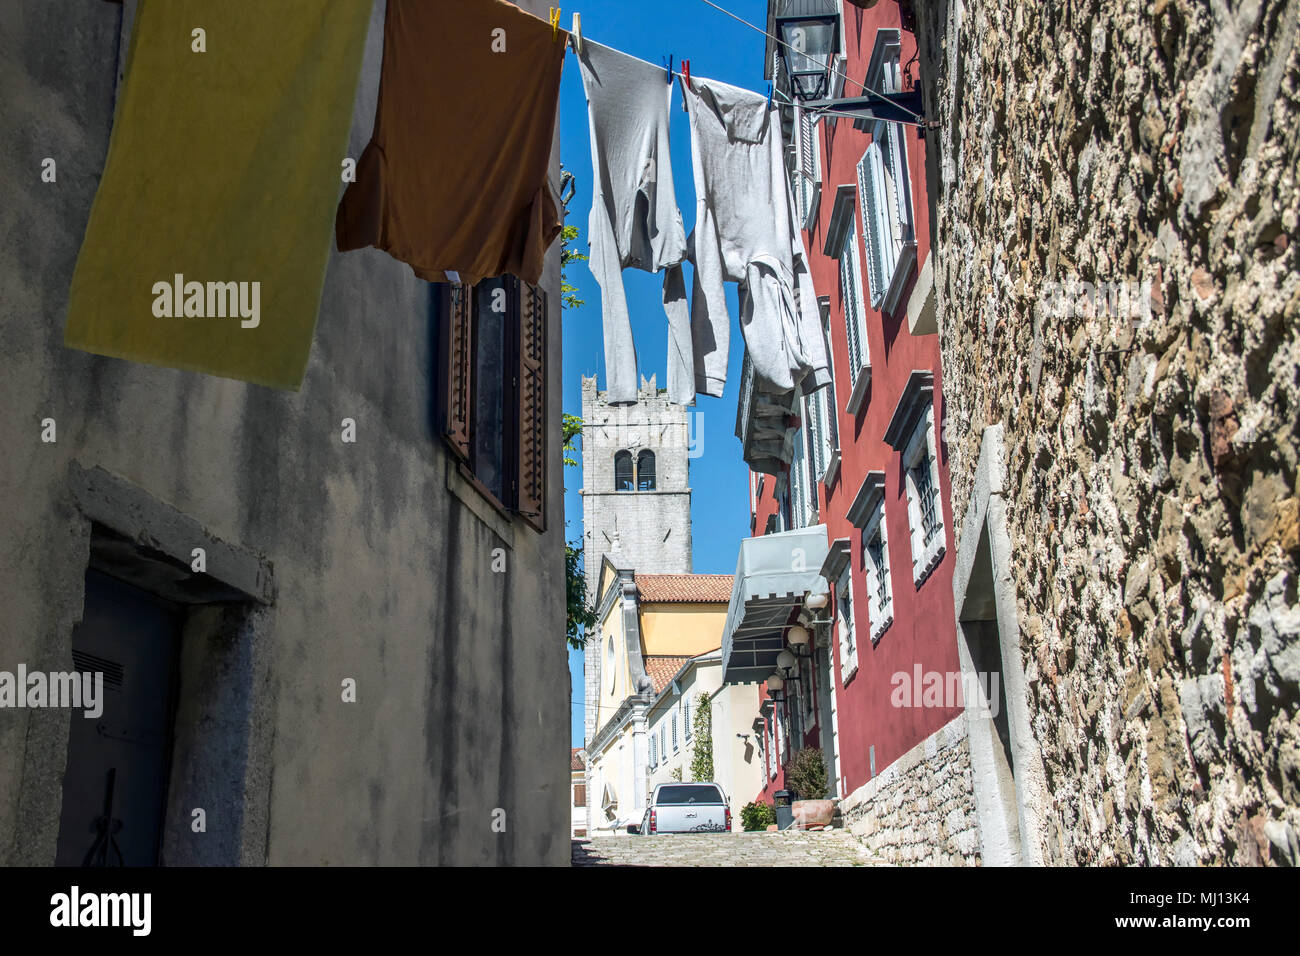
[580,374,693,744]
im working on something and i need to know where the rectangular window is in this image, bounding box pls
[839,228,869,386]
[856,142,890,308]
[789,428,811,529]
[836,566,858,683]
[912,458,938,544]
[672,713,679,752]
[440,278,548,531]
[862,502,894,643]
[803,382,835,488]
[856,29,916,315]
[794,105,822,228]
[819,306,841,480]
[650,733,657,768]
[684,698,693,740]
[902,405,947,585]
[574,784,586,807]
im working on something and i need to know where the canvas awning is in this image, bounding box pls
[721,526,830,683]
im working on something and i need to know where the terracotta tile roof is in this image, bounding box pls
[643,655,693,695]
[571,748,585,771]
[635,573,734,604]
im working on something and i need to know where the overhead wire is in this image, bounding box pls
[694,0,925,123]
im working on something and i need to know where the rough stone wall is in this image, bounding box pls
[841,716,980,865]
[914,0,1300,863]
[0,0,569,865]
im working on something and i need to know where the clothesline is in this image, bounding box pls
[567,33,929,130]
[560,0,926,128]
[696,0,923,122]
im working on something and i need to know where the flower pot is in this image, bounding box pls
[791,799,834,829]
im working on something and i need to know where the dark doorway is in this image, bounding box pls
[958,522,1023,864]
[54,570,182,866]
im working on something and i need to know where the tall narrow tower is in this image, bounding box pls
[580,375,693,598]
[581,374,693,744]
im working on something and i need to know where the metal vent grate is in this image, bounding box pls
[72,649,124,689]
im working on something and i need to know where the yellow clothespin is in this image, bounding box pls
[549,7,561,39]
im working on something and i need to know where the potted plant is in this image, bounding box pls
[784,747,834,829]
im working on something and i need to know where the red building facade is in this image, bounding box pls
[739,0,963,809]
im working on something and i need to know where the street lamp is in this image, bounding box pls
[765,671,786,704]
[774,0,840,103]
[774,0,930,129]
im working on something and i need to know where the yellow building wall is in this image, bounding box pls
[638,603,727,657]
[596,586,627,732]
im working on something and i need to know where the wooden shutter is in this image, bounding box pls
[856,143,888,308]
[441,283,473,461]
[515,280,547,532]
[840,235,864,381]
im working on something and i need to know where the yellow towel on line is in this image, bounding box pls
[64,0,373,390]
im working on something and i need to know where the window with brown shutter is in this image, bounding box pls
[574,783,586,807]
[440,283,473,462]
[437,276,547,533]
[515,281,547,532]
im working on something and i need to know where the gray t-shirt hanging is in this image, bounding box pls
[578,40,691,405]
[679,74,830,402]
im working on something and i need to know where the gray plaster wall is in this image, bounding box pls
[0,0,569,865]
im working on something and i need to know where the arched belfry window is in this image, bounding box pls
[614,451,634,491]
[637,451,656,491]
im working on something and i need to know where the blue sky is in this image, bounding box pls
[560,0,772,746]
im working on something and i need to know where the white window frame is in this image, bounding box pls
[857,31,917,316]
[835,566,858,683]
[767,720,777,780]
[792,105,822,229]
[672,712,679,753]
[838,227,870,393]
[684,697,692,741]
[649,731,658,769]
[803,386,832,488]
[902,404,946,585]
[861,502,895,643]
[788,423,815,529]
[818,302,842,485]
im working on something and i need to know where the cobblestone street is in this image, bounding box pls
[572,831,883,867]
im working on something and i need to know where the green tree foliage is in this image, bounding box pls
[741,801,775,831]
[689,692,714,782]
[560,168,594,650]
[559,168,587,311]
[564,413,595,650]
[561,224,587,311]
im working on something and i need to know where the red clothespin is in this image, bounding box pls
[680,59,691,112]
